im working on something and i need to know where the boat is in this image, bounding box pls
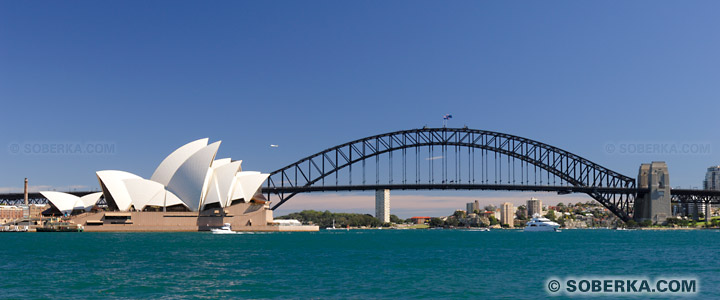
[0,225,29,232]
[325,219,346,230]
[466,227,490,232]
[211,223,237,234]
[36,219,83,232]
[524,214,561,232]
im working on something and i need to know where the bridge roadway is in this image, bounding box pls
[3,186,720,206]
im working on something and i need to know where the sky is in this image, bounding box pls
[1,1,719,218]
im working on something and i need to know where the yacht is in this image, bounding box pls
[211,223,237,234]
[524,214,561,232]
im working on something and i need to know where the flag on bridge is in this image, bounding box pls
[443,114,453,120]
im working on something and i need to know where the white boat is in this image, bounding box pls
[326,219,346,230]
[211,223,237,234]
[524,214,561,232]
[466,227,490,232]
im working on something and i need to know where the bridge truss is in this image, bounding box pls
[264,128,639,221]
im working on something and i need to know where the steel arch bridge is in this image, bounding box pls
[263,127,639,221]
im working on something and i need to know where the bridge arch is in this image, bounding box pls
[264,128,636,221]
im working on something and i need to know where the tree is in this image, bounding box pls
[445,217,459,227]
[639,220,653,227]
[544,210,557,222]
[666,218,680,225]
[276,210,382,228]
[488,215,499,226]
[712,218,720,228]
[453,210,466,219]
[625,220,637,228]
[516,205,527,219]
[429,218,444,227]
[389,214,401,224]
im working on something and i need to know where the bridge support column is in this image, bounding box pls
[375,189,390,223]
[634,162,671,224]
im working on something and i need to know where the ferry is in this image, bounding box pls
[36,219,84,232]
[524,214,561,232]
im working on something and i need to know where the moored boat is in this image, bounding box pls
[524,214,561,232]
[37,219,83,232]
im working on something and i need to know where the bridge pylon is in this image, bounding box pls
[634,162,671,224]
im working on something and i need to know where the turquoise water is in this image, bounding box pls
[1,229,718,299]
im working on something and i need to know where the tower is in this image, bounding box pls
[375,189,390,223]
[634,162,671,224]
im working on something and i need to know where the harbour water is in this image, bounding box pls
[1,229,719,299]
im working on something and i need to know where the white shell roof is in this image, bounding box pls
[96,170,143,211]
[40,191,79,214]
[165,190,187,208]
[150,138,209,186]
[40,191,103,214]
[166,141,221,211]
[123,178,166,211]
[202,160,242,210]
[79,192,103,211]
[230,172,270,204]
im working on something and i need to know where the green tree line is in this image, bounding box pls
[276,210,384,228]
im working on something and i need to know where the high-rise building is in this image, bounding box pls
[501,202,514,227]
[692,166,720,218]
[527,198,542,217]
[375,189,390,223]
[466,200,480,214]
[704,166,720,190]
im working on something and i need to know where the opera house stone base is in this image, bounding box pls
[68,202,318,232]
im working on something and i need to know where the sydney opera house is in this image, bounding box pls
[39,138,316,232]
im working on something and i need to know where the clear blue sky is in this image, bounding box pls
[1,1,718,216]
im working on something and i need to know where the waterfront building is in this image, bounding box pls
[410,216,431,224]
[527,198,542,217]
[40,138,317,232]
[28,204,46,218]
[500,202,514,227]
[0,206,24,224]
